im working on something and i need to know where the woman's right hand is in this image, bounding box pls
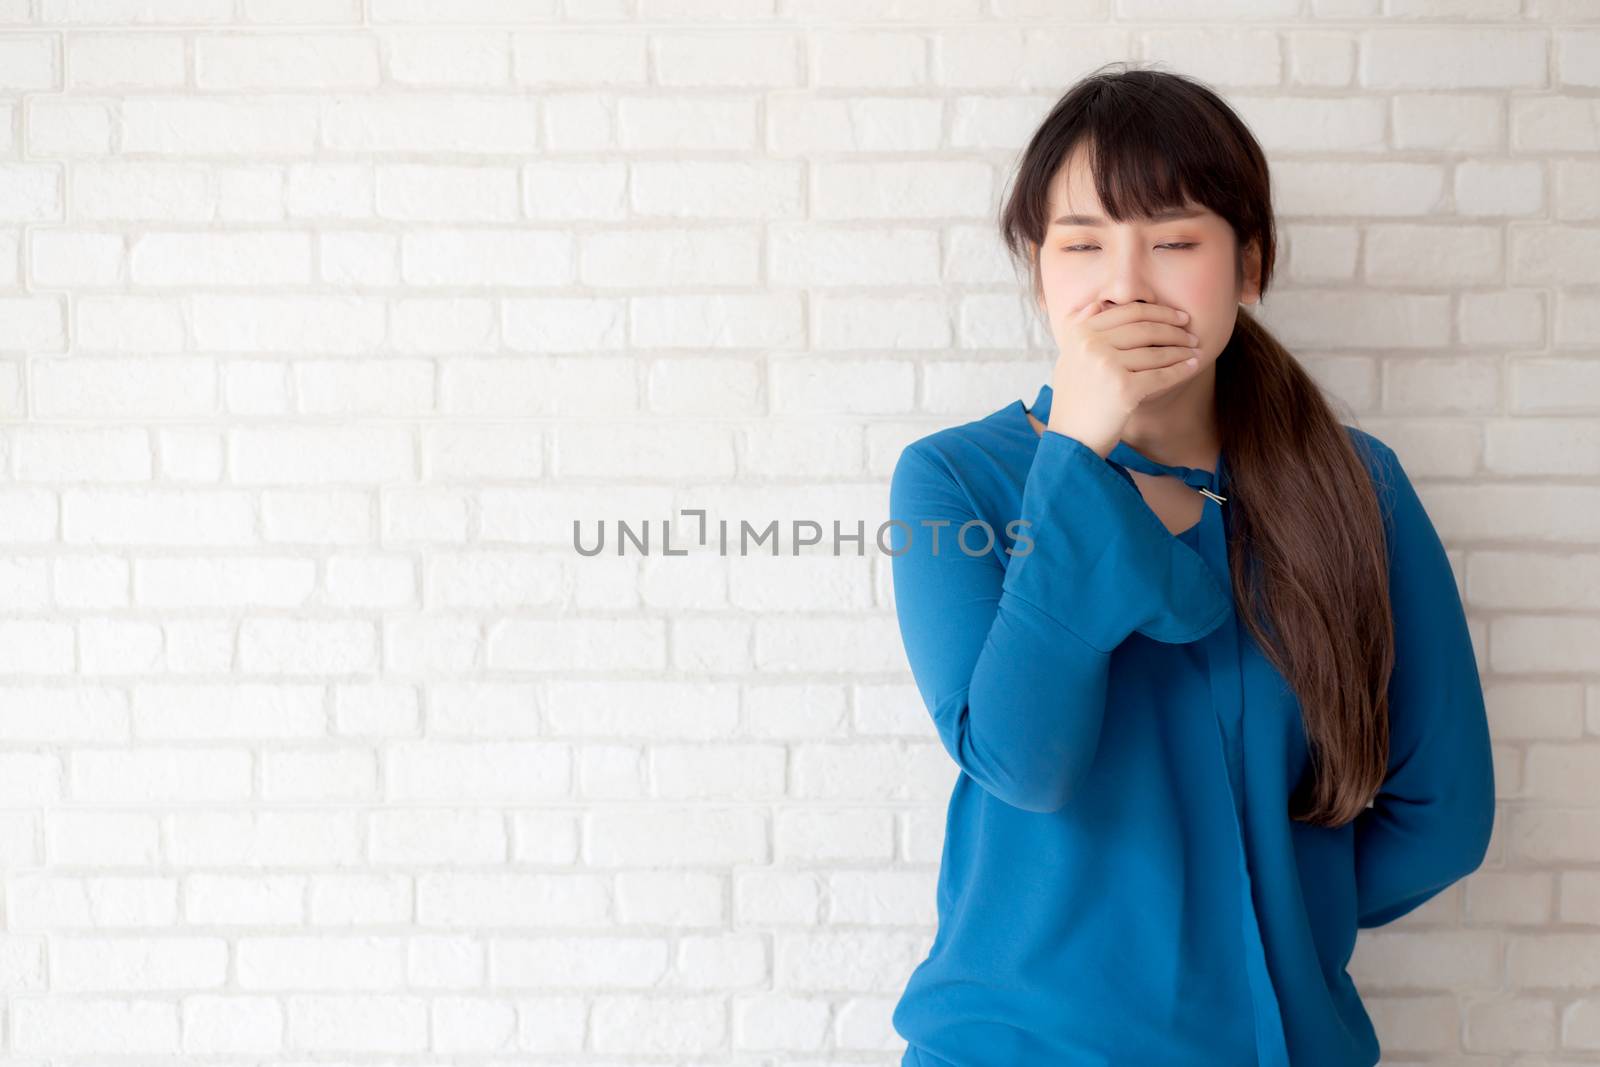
[1043,301,1204,458]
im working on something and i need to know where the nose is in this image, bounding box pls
[1099,276,1159,308]
[1101,296,1159,313]
[1096,249,1162,306]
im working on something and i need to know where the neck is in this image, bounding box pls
[1118,365,1220,472]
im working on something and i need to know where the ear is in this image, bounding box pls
[1025,241,1045,309]
[1238,238,1264,306]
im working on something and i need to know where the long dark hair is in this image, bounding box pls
[999,63,1392,830]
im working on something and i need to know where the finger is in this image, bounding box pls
[1115,344,1201,371]
[1133,354,1202,395]
[1055,301,1099,342]
[1072,302,1101,328]
[1103,302,1188,328]
[1105,318,1195,354]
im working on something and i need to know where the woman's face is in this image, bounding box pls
[1033,151,1260,374]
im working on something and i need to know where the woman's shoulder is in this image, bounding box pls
[891,398,1039,525]
[897,397,1035,478]
[1340,423,1402,495]
[1341,422,1393,462]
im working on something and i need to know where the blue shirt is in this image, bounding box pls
[887,382,1495,1067]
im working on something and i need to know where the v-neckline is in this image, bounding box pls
[1020,383,1214,541]
[1018,382,1226,495]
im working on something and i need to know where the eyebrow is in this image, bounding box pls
[1051,207,1206,227]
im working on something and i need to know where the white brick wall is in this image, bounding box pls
[0,2,1593,1062]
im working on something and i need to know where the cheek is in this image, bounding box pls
[1169,269,1238,342]
[1163,273,1220,307]
[1039,254,1076,289]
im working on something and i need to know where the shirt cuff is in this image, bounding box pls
[1000,428,1233,653]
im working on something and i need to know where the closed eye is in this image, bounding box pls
[1060,242,1198,252]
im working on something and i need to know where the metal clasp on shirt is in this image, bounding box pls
[1197,487,1227,504]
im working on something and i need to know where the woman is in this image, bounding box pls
[886,65,1495,1067]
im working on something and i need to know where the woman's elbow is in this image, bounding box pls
[972,741,1087,814]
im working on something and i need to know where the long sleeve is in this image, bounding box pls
[887,428,1232,814]
[1353,440,1496,928]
